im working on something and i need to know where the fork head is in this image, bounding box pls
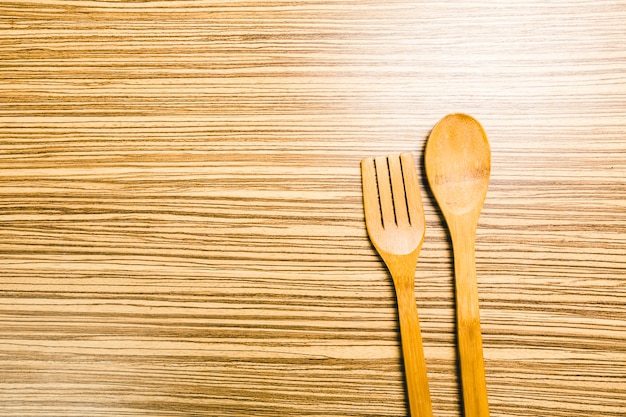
[361,152,425,265]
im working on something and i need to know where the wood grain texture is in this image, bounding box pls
[0,1,625,416]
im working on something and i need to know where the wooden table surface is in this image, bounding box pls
[1,1,625,416]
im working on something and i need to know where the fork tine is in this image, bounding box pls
[361,157,383,233]
[400,152,425,230]
[374,156,396,228]
[388,154,409,226]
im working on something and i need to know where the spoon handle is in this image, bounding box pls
[451,221,490,417]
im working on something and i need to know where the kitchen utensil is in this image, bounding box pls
[361,152,434,417]
[425,113,491,417]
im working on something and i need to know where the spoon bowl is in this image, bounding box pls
[425,114,490,220]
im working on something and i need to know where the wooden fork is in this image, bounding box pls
[361,152,434,417]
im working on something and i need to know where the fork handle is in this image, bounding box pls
[395,280,434,417]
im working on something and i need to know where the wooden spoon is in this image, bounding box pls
[424,114,491,417]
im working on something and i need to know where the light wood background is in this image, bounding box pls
[1,1,625,416]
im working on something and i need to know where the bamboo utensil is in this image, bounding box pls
[425,114,491,417]
[361,152,434,417]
